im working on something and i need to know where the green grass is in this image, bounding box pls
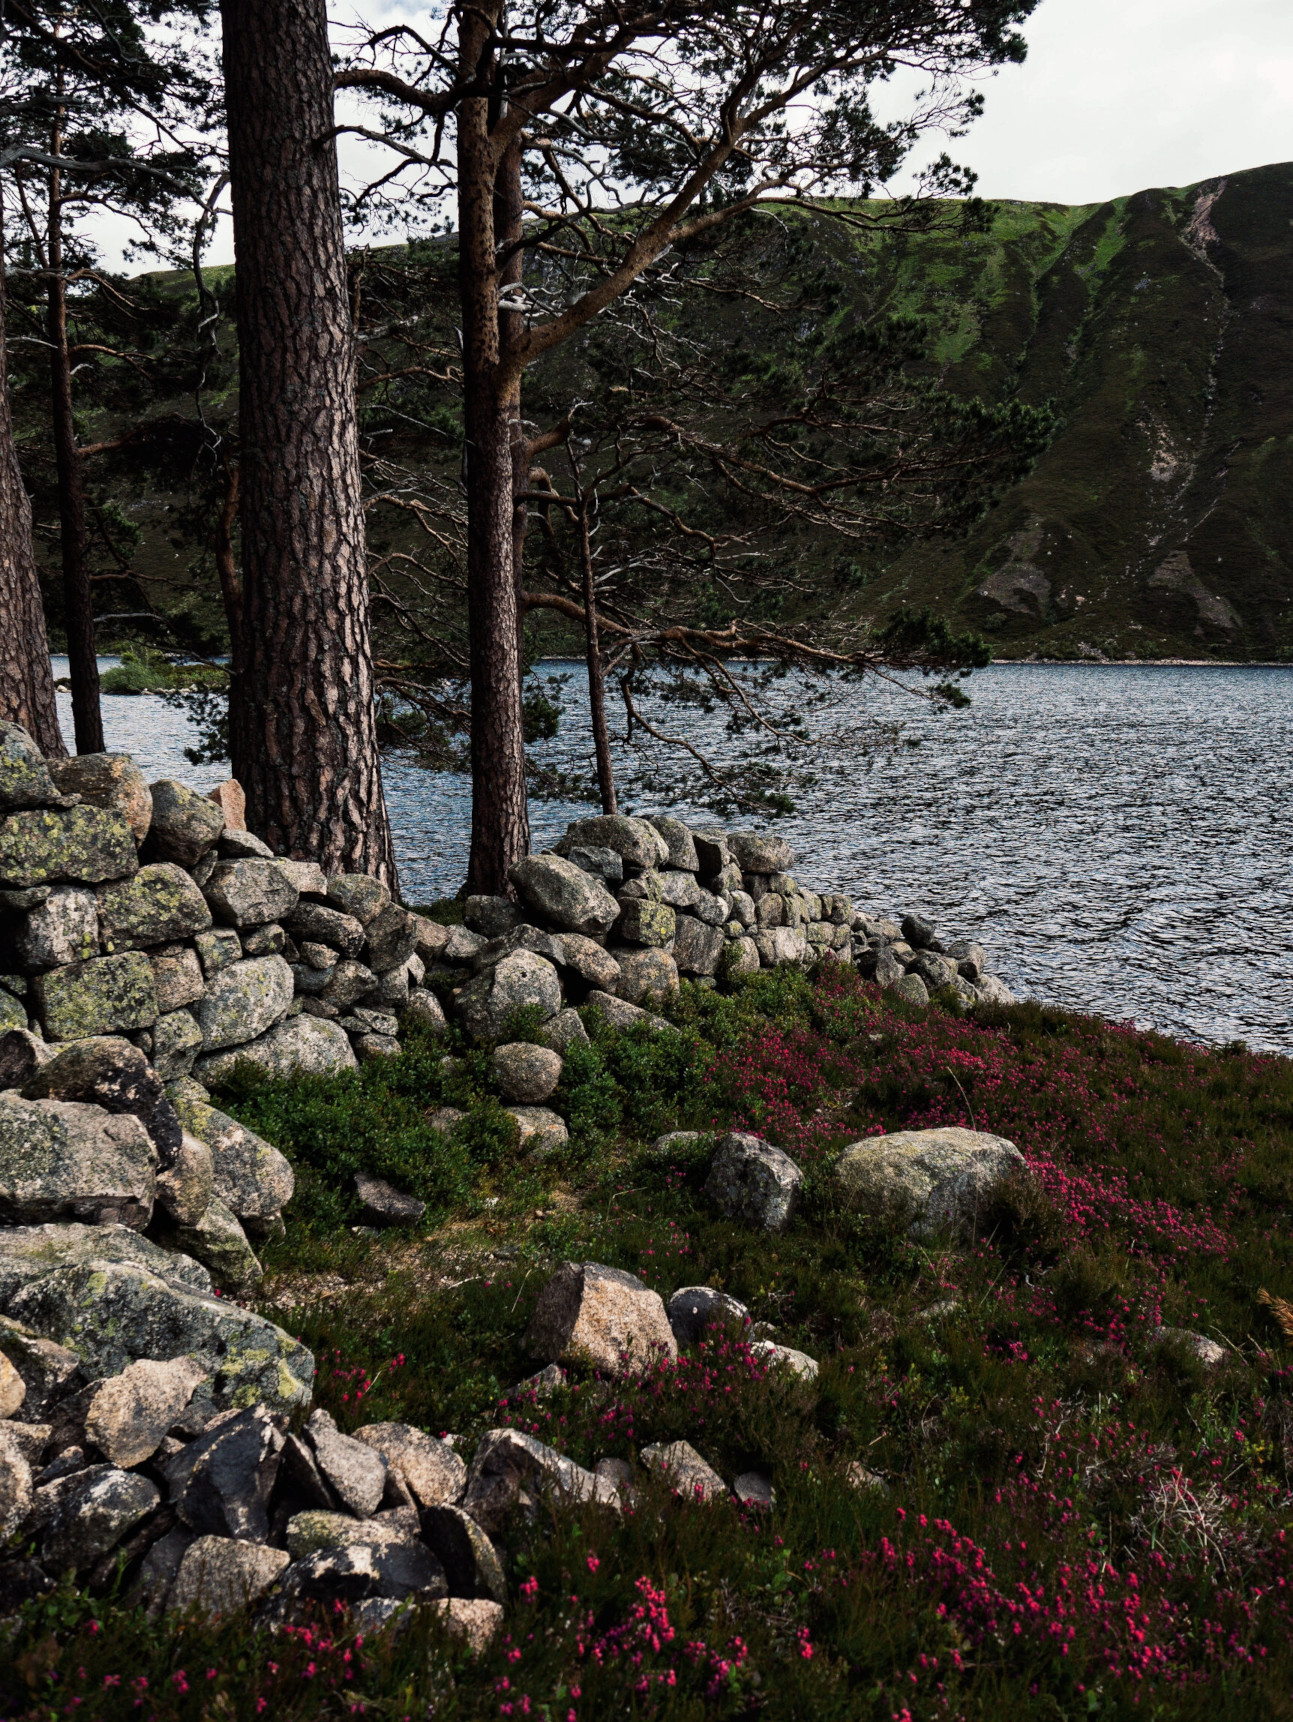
[5,968,1293,1719]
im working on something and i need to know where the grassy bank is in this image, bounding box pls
[5,967,1293,1720]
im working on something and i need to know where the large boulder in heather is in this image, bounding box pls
[456,950,561,1041]
[0,720,61,810]
[0,805,137,889]
[525,1261,677,1375]
[203,859,298,930]
[558,815,668,873]
[31,951,159,1042]
[704,1132,803,1235]
[14,885,99,969]
[97,865,212,953]
[144,780,224,868]
[0,1223,314,1412]
[0,1095,157,1228]
[169,1537,290,1617]
[194,955,294,1050]
[510,854,620,936]
[832,1127,1025,1239]
[193,1012,357,1085]
[48,753,153,843]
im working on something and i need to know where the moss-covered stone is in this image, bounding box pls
[0,805,137,889]
[98,863,213,951]
[0,721,61,811]
[31,952,159,1041]
[154,1196,262,1297]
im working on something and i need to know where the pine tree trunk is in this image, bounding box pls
[579,509,617,814]
[47,141,104,756]
[459,14,530,895]
[0,195,64,757]
[220,0,396,885]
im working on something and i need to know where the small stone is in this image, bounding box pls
[166,1405,285,1541]
[206,781,246,832]
[305,1408,388,1517]
[505,1105,569,1157]
[459,1427,617,1535]
[354,1171,426,1226]
[974,974,1016,1005]
[320,956,378,1009]
[146,780,225,868]
[0,1348,24,1416]
[464,895,519,938]
[566,844,623,886]
[218,829,274,859]
[614,898,675,948]
[0,1027,52,1089]
[326,874,390,927]
[151,1009,203,1081]
[283,901,366,957]
[194,927,241,977]
[492,1041,563,1103]
[155,1129,213,1225]
[434,1596,504,1652]
[727,832,794,874]
[241,922,285,956]
[844,1461,890,1494]
[900,913,939,951]
[667,1285,749,1346]
[583,990,672,1035]
[353,1423,466,1508]
[32,951,159,1041]
[1152,1327,1227,1367]
[640,1440,726,1502]
[83,1354,208,1468]
[525,1261,677,1374]
[427,1105,466,1136]
[402,988,448,1037]
[364,903,419,973]
[160,1196,263,1296]
[751,1340,818,1380]
[732,1471,774,1508]
[169,1536,289,1616]
[891,972,930,1007]
[98,864,213,951]
[42,1466,159,1573]
[704,1132,804,1234]
[0,720,61,810]
[14,885,100,969]
[510,854,621,937]
[149,947,206,1014]
[649,1129,707,1158]
[833,1126,1025,1238]
[537,1006,589,1053]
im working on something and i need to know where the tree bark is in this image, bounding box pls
[578,507,617,814]
[47,117,104,756]
[459,8,530,894]
[0,191,64,756]
[220,0,397,885]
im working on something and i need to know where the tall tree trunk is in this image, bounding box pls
[47,122,104,756]
[0,202,64,757]
[459,9,529,894]
[220,0,396,885]
[578,508,616,814]
[495,138,528,683]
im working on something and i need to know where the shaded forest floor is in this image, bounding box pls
[5,966,1293,1719]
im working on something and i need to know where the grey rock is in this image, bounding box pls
[723,935,760,978]
[194,927,241,977]
[319,957,378,1010]
[566,844,623,887]
[284,1509,414,1560]
[691,889,729,927]
[460,1427,618,1535]
[753,926,808,968]
[168,1095,294,1226]
[0,1316,82,1418]
[0,1424,33,1537]
[614,897,675,949]
[751,1339,818,1380]
[42,1465,160,1573]
[154,1129,213,1225]
[150,946,206,1013]
[195,956,294,1050]
[537,1006,589,1054]
[554,932,621,993]
[443,924,487,964]
[456,950,562,1041]
[146,781,224,868]
[692,830,730,876]
[203,857,299,929]
[165,1405,285,1540]
[643,815,699,871]
[98,865,213,952]
[583,990,672,1035]
[218,830,273,859]
[472,924,564,973]
[169,1536,290,1616]
[32,951,159,1041]
[1151,1327,1227,1367]
[891,972,930,1007]
[352,1032,400,1063]
[464,895,519,938]
[24,1034,181,1160]
[671,914,725,977]
[159,1196,263,1297]
[0,804,137,890]
[151,1009,203,1081]
[348,1005,401,1037]
[420,1503,507,1602]
[132,1525,193,1614]
[656,870,701,910]
[667,1285,749,1346]
[0,720,61,810]
[833,1126,1025,1238]
[325,874,390,927]
[492,1041,562,1104]
[353,1423,465,1509]
[49,753,152,843]
[974,973,1016,1005]
[354,1171,425,1226]
[945,939,987,982]
[240,923,285,957]
[0,1223,313,1411]
[364,903,419,973]
[305,1408,388,1517]
[733,1471,774,1508]
[274,859,328,897]
[0,1094,156,1227]
[410,915,449,963]
[727,831,794,874]
[15,886,99,969]
[402,988,448,1037]
[277,1540,447,1612]
[505,1105,569,1158]
[283,901,366,957]
[299,941,337,971]
[510,854,620,937]
[640,1439,726,1502]
[614,946,679,1006]
[558,816,668,872]
[648,1129,708,1157]
[366,965,411,1014]
[727,889,755,928]
[704,1132,803,1234]
[83,1354,208,1468]
[525,1260,676,1374]
[907,949,958,992]
[900,913,939,951]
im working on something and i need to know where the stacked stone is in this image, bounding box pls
[851,910,1015,1009]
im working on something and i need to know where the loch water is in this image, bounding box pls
[56,660,1293,1056]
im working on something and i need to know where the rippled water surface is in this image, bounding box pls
[57,661,1293,1054]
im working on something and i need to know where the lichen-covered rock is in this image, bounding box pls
[145,780,224,868]
[722,935,760,978]
[492,1041,562,1104]
[640,1440,726,1502]
[704,1132,803,1234]
[0,1095,156,1227]
[832,1127,1025,1239]
[363,902,418,972]
[614,946,679,1005]
[509,854,621,936]
[24,1034,181,1160]
[526,1261,677,1374]
[727,831,794,874]
[15,884,100,969]
[614,898,676,949]
[0,805,137,889]
[194,928,241,977]
[0,1423,33,1537]
[203,859,299,930]
[283,901,365,957]
[283,1510,411,1560]
[83,1354,208,1467]
[169,1536,290,1617]
[558,816,668,872]
[96,863,212,953]
[0,720,62,810]
[354,1171,424,1225]
[460,1427,618,1535]
[32,951,159,1041]
[195,955,293,1050]
[657,869,702,910]
[583,990,672,1035]
[193,1013,358,1085]
[49,754,153,843]
[154,1130,213,1225]
[673,914,729,979]
[151,1009,203,1081]
[505,1105,569,1157]
[42,1465,159,1573]
[353,1423,466,1509]
[753,926,808,968]
[0,1223,314,1411]
[643,815,700,870]
[168,1095,293,1226]
[456,950,562,1041]
[421,1505,506,1603]
[149,945,206,1013]
[0,1315,81,1417]
[319,956,377,1009]
[325,874,389,926]
[0,986,25,1030]
[159,1196,263,1296]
